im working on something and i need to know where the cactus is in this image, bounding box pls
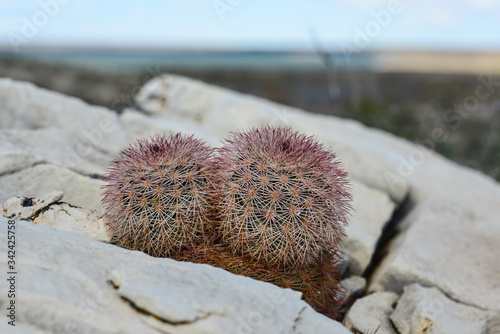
[102,133,213,257]
[101,128,351,319]
[210,126,352,268]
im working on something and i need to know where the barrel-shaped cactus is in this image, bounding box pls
[102,133,213,257]
[210,127,352,268]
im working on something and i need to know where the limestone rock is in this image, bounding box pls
[135,74,227,120]
[342,180,395,275]
[344,292,398,334]
[1,191,110,242]
[340,276,366,300]
[120,108,220,147]
[390,284,497,334]
[0,79,224,212]
[2,191,63,219]
[0,163,104,211]
[32,203,111,242]
[0,78,130,176]
[294,306,350,334]
[0,217,349,334]
[369,197,500,314]
[0,128,111,178]
[0,151,44,177]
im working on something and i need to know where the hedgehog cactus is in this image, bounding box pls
[102,133,213,257]
[210,127,352,268]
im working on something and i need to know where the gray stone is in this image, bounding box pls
[32,203,111,243]
[0,79,224,204]
[0,120,118,179]
[342,180,395,275]
[2,128,112,176]
[2,190,63,219]
[0,78,131,175]
[0,321,48,334]
[344,292,398,334]
[0,151,44,177]
[340,276,366,299]
[0,217,350,334]
[0,163,104,211]
[294,306,350,334]
[369,197,500,314]
[135,74,228,120]
[390,284,497,334]
[120,108,221,147]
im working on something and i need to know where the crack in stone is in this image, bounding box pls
[388,284,499,334]
[363,191,412,283]
[0,160,103,180]
[118,295,212,326]
[107,279,212,327]
[336,191,412,323]
[433,285,491,313]
[30,201,65,221]
[0,160,47,177]
[293,306,307,333]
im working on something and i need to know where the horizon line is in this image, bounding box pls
[1,44,500,55]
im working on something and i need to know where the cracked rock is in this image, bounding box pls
[0,151,45,177]
[0,163,104,211]
[0,217,349,334]
[344,292,398,334]
[369,197,500,314]
[294,306,349,334]
[340,276,366,300]
[32,202,111,242]
[390,284,497,334]
[341,180,395,275]
[2,190,63,219]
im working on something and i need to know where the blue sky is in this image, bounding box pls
[0,0,499,51]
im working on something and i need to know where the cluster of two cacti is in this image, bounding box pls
[102,127,352,319]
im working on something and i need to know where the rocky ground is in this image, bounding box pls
[0,75,499,333]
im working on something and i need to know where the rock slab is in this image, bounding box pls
[370,197,500,314]
[0,217,349,334]
[342,180,395,275]
[344,292,398,334]
[390,284,498,334]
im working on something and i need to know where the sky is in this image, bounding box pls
[0,0,499,51]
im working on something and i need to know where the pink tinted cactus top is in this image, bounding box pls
[210,126,352,268]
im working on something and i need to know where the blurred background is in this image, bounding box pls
[0,0,499,180]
